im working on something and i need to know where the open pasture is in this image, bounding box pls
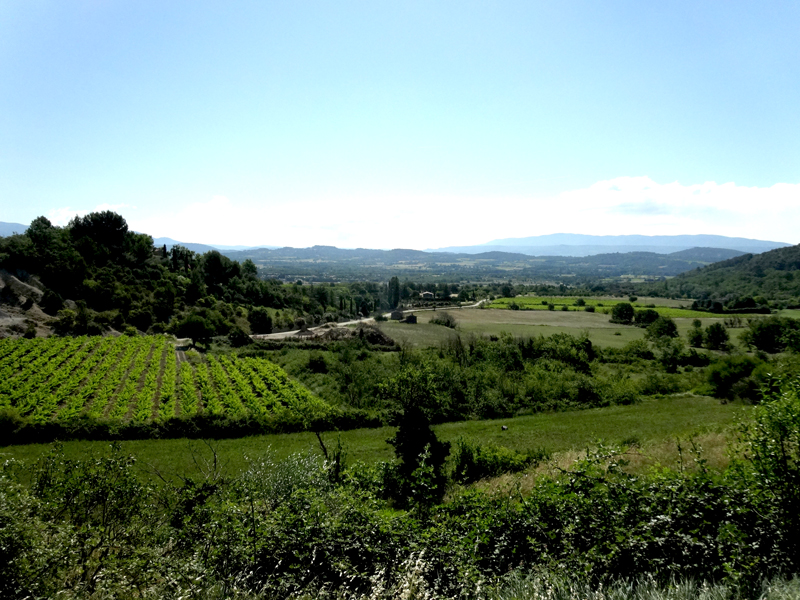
[378,305,766,349]
[1,395,749,478]
[490,295,719,318]
[381,308,649,348]
[0,335,329,429]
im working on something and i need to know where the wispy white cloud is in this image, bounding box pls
[47,207,84,226]
[125,177,800,249]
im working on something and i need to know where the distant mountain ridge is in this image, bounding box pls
[3,222,788,260]
[0,222,28,237]
[216,244,748,282]
[434,234,790,257]
[151,237,276,252]
[152,237,219,254]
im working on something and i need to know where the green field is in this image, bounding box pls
[377,295,773,349]
[490,295,719,318]
[380,307,654,348]
[1,394,748,478]
[0,335,330,428]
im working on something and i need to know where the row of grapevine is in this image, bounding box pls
[216,355,269,417]
[26,336,111,423]
[157,346,178,421]
[107,338,157,420]
[0,337,71,396]
[178,362,198,417]
[0,336,332,432]
[0,337,86,411]
[207,356,247,418]
[240,356,330,418]
[132,339,168,422]
[0,338,47,382]
[194,362,222,415]
[84,337,148,418]
[57,336,129,421]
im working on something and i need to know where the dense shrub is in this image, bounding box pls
[6,376,800,600]
[645,316,678,339]
[610,302,634,324]
[704,322,730,350]
[741,316,800,354]
[429,312,458,328]
[633,308,660,328]
[705,354,763,400]
[687,323,705,347]
[306,351,329,373]
[450,438,546,484]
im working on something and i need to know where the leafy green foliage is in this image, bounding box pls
[451,437,546,484]
[740,374,800,563]
[3,374,800,599]
[381,364,451,507]
[704,322,731,350]
[645,316,679,340]
[176,313,216,347]
[429,311,458,328]
[688,322,705,347]
[705,354,763,401]
[640,243,800,307]
[740,316,800,354]
[610,302,634,324]
[634,308,660,327]
[247,306,273,334]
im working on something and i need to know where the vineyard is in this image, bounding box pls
[0,335,333,443]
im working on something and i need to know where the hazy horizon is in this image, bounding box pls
[3,2,799,248]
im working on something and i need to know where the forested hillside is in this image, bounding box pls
[640,244,800,308]
[0,212,395,337]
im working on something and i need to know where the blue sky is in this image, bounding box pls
[2,1,799,248]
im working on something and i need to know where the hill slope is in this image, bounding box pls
[642,244,800,306]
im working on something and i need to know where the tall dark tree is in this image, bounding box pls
[68,211,129,265]
[388,276,401,309]
[704,322,731,351]
[175,314,215,347]
[248,306,273,334]
[381,363,450,507]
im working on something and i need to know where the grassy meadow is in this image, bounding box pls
[379,295,772,349]
[380,309,650,348]
[1,394,749,480]
[489,295,720,318]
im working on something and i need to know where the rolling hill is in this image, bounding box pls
[640,243,800,306]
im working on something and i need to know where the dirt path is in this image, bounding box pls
[250,299,490,341]
[173,339,191,362]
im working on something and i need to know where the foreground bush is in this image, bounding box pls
[450,437,548,484]
[3,374,800,598]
